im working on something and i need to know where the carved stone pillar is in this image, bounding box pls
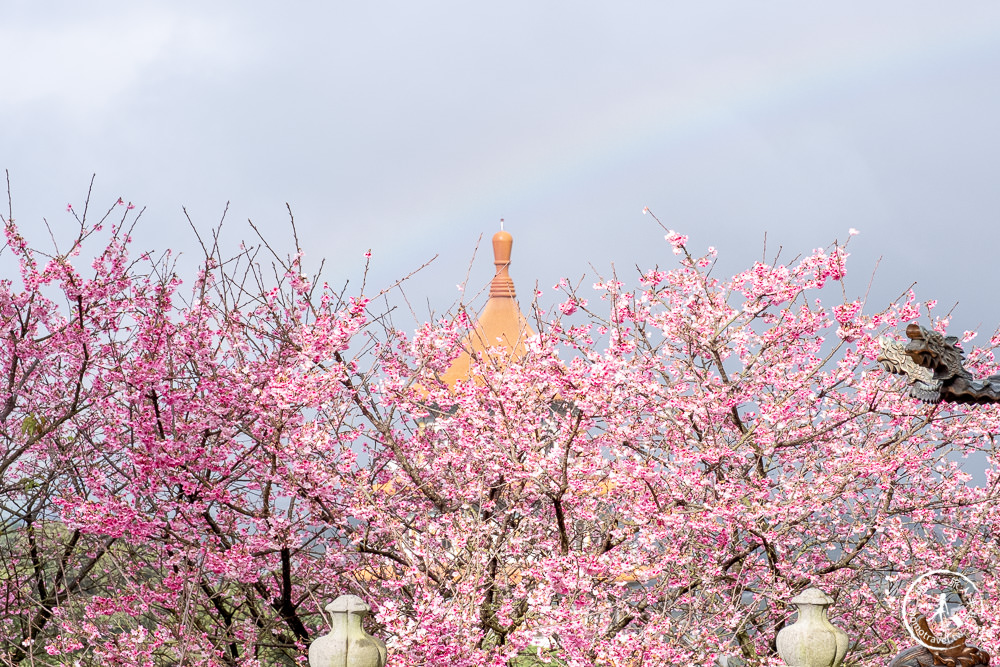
[775,588,848,667]
[308,595,388,667]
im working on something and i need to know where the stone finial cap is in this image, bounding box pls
[789,588,834,606]
[326,594,371,615]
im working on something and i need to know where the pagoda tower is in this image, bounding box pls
[440,229,534,387]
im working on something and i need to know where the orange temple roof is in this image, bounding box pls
[440,229,535,387]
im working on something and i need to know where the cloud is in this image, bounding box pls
[0,6,243,119]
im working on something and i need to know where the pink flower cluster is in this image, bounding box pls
[1,204,998,666]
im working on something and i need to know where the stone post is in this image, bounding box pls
[308,595,388,667]
[775,588,848,667]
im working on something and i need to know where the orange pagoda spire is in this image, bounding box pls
[440,229,535,387]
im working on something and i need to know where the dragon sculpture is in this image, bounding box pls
[878,324,1000,404]
[888,614,990,667]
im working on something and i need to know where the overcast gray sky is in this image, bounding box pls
[3,2,1000,337]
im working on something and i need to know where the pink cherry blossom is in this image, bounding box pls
[2,195,998,666]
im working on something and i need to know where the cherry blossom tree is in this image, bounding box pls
[1,185,999,666]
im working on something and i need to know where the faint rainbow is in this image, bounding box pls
[409,18,1000,238]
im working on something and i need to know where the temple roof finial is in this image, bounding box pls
[439,227,534,388]
[490,230,515,299]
